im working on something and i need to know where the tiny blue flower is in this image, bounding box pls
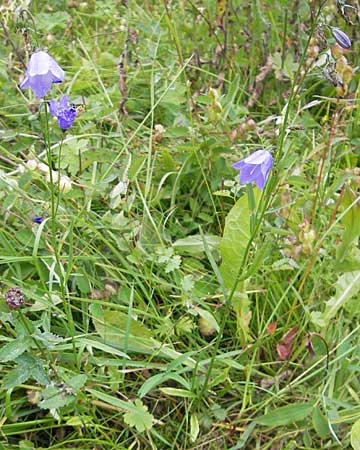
[232,149,273,190]
[48,96,76,130]
[32,216,43,224]
[331,27,351,49]
[19,50,64,98]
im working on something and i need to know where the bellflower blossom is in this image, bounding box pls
[331,27,351,49]
[232,149,273,190]
[48,96,76,130]
[19,51,64,98]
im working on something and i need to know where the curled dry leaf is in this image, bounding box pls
[276,326,298,360]
[267,321,277,335]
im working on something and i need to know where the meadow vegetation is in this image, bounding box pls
[1,0,360,448]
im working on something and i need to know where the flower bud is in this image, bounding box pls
[27,159,38,171]
[17,164,25,174]
[331,27,351,49]
[198,316,217,337]
[59,176,72,193]
[38,162,50,174]
[45,171,60,183]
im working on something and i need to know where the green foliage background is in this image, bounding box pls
[1,0,360,448]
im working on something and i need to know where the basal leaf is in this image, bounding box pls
[90,304,196,367]
[88,389,154,432]
[123,399,154,432]
[256,402,313,426]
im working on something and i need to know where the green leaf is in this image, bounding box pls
[66,374,87,392]
[79,337,129,359]
[123,399,154,432]
[191,306,219,333]
[60,139,89,175]
[88,387,139,411]
[90,303,153,341]
[220,193,256,289]
[88,389,154,432]
[311,271,360,327]
[219,191,260,343]
[39,386,75,410]
[0,337,31,362]
[312,406,330,439]
[190,414,199,443]
[3,366,31,390]
[351,419,360,450]
[160,387,195,398]
[173,235,221,255]
[90,304,196,367]
[138,372,190,398]
[17,354,49,386]
[232,291,253,343]
[256,402,313,426]
[165,254,181,273]
[336,186,360,263]
[75,269,91,294]
[2,354,49,389]
[19,440,35,450]
[34,331,64,349]
[35,12,71,32]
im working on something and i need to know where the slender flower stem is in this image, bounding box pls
[276,5,323,162]
[200,4,326,400]
[41,102,77,364]
[55,134,65,216]
[200,188,271,398]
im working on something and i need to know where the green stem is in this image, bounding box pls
[42,103,77,366]
[200,4,327,399]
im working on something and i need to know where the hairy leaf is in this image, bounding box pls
[0,337,31,363]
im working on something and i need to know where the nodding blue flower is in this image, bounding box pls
[19,50,64,98]
[232,149,273,190]
[48,95,76,130]
[32,216,43,224]
[331,27,351,49]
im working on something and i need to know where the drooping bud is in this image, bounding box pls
[26,159,38,171]
[331,27,351,49]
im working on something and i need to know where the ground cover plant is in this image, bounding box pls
[1,0,360,448]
